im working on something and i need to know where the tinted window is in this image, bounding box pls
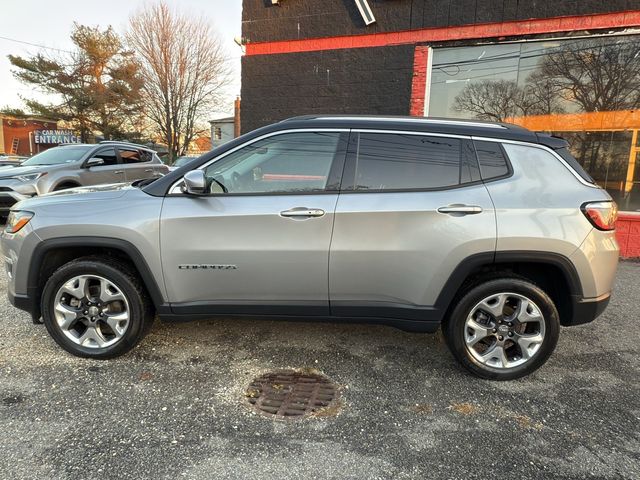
[354,133,461,190]
[203,132,341,194]
[474,141,510,180]
[120,148,149,164]
[93,147,118,166]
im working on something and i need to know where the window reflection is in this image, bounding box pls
[429,35,640,211]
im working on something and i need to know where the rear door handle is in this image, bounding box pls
[280,207,325,218]
[114,170,124,174]
[437,205,483,215]
[144,168,154,172]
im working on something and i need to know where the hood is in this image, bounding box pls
[15,182,134,209]
[0,164,54,179]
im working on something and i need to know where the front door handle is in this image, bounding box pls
[114,170,124,174]
[280,207,325,218]
[437,205,483,215]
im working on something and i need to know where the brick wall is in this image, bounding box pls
[242,0,636,43]
[1,117,58,156]
[409,46,430,116]
[240,44,415,133]
[241,2,639,132]
[616,213,640,258]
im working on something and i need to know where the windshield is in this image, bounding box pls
[21,146,92,166]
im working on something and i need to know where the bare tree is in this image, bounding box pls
[454,75,566,121]
[127,2,231,161]
[453,80,522,121]
[539,39,640,113]
[519,70,565,116]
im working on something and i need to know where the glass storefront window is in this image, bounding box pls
[428,35,640,211]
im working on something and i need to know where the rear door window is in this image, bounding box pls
[351,133,464,191]
[119,148,150,164]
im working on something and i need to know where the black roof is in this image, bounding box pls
[278,115,566,147]
[143,115,567,196]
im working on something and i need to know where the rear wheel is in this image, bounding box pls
[443,278,560,380]
[41,256,154,358]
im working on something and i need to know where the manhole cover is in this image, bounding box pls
[245,370,338,419]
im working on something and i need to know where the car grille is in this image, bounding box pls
[0,197,17,209]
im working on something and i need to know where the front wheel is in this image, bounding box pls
[41,256,154,358]
[443,278,560,380]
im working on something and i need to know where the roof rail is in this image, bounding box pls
[98,140,155,150]
[281,115,511,130]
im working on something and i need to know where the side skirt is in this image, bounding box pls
[162,303,441,333]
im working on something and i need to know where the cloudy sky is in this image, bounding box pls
[0,0,243,118]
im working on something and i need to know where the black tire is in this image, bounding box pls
[442,277,560,380]
[53,183,79,191]
[41,256,154,359]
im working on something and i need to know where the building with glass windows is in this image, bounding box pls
[240,2,640,252]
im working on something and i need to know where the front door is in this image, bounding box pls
[160,130,348,316]
[329,131,497,320]
[80,146,125,185]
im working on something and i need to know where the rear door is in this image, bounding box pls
[329,131,496,320]
[118,147,160,182]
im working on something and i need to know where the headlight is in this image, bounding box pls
[5,211,34,234]
[8,173,46,182]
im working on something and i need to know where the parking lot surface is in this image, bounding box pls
[1,263,639,480]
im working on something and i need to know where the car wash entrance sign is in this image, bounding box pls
[34,129,81,144]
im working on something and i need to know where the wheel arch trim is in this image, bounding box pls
[51,180,81,191]
[434,250,583,313]
[27,236,169,314]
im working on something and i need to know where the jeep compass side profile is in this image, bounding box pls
[1,116,619,380]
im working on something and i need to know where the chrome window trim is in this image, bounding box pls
[472,136,599,188]
[351,129,470,140]
[168,128,349,194]
[169,128,598,193]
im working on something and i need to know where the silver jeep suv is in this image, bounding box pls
[1,116,619,380]
[0,141,168,217]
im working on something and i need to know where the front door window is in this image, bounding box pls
[203,132,342,194]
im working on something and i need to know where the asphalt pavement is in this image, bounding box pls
[1,263,639,479]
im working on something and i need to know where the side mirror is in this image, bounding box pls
[86,157,105,167]
[182,170,207,195]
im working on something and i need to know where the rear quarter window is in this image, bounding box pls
[474,141,510,180]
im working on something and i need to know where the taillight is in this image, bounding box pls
[581,201,618,231]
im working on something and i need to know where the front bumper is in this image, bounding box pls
[566,293,611,326]
[7,285,41,323]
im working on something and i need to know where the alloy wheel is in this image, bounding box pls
[464,292,546,369]
[53,275,130,349]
